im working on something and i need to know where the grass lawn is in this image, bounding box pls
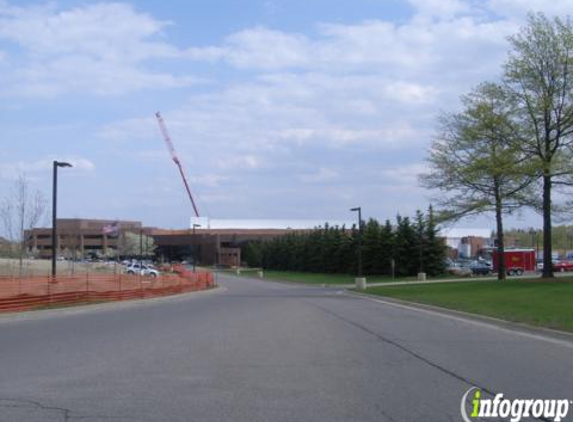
[225,268,461,285]
[363,279,573,332]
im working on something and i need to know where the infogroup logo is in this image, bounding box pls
[461,387,571,422]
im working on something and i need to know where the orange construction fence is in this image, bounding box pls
[0,267,215,313]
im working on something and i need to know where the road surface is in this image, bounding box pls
[0,274,571,421]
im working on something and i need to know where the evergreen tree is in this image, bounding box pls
[335,226,355,274]
[424,206,447,276]
[414,210,427,273]
[362,219,381,275]
[394,216,418,276]
[243,240,263,267]
[376,219,395,275]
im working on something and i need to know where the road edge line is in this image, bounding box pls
[347,290,573,348]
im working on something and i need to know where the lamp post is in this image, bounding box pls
[52,161,73,278]
[350,207,365,289]
[192,223,201,273]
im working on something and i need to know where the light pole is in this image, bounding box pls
[192,223,201,273]
[350,207,365,288]
[52,161,73,278]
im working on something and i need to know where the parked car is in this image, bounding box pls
[552,260,573,272]
[466,261,492,276]
[445,263,472,277]
[124,263,159,277]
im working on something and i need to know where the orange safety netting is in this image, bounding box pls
[0,267,215,313]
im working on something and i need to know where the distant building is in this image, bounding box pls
[25,218,333,267]
[27,218,492,266]
[440,228,492,259]
[190,218,353,230]
[26,219,142,259]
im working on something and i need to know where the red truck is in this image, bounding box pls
[492,249,535,275]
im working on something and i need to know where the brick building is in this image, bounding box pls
[26,219,143,259]
[25,218,303,267]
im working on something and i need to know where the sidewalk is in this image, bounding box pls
[340,271,565,288]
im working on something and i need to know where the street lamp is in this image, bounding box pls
[350,207,365,288]
[192,223,201,273]
[52,161,73,278]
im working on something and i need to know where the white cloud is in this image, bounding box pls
[216,155,261,170]
[299,167,338,183]
[186,13,512,77]
[381,163,429,184]
[33,0,569,223]
[0,3,175,60]
[407,0,471,18]
[189,174,229,188]
[67,158,96,171]
[137,150,168,162]
[377,163,430,195]
[98,116,157,142]
[0,157,95,180]
[0,2,197,97]
[487,0,573,18]
[98,2,525,225]
[187,27,311,70]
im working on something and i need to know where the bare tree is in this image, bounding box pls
[117,231,155,259]
[0,174,47,276]
[61,226,82,275]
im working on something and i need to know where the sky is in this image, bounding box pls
[1,0,572,230]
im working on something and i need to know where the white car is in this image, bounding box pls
[124,263,159,277]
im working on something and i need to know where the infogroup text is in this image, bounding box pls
[461,387,571,422]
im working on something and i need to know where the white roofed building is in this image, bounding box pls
[190,218,354,230]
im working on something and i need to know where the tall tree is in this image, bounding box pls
[376,219,395,275]
[362,218,381,275]
[394,216,417,276]
[424,206,447,277]
[504,13,573,278]
[422,82,534,280]
[414,210,426,274]
[117,231,155,259]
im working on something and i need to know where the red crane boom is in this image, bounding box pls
[155,111,200,218]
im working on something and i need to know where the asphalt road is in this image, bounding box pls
[0,274,571,422]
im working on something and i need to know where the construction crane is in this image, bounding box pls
[155,111,200,218]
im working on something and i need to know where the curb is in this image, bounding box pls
[347,290,573,345]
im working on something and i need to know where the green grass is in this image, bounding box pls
[32,300,109,311]
[224,268,461,285]
[363,279,573,332]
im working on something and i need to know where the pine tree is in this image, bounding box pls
[243,240,263,267]
[394,216,418,276]
[414,210,427,273]
[362,219,381,275]
[376,219,395,275]
[424,206,447,276]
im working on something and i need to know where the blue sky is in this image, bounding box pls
[1,0,571,230]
